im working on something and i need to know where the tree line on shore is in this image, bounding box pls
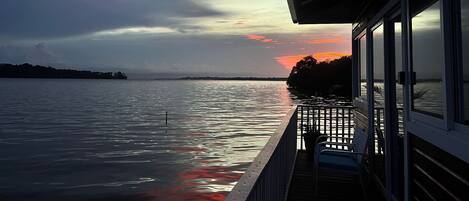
[0,63,127,79]
[287,55,352,99]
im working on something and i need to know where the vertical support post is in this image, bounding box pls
[307,107,310,132]
[300,106,304,150]
[329,107,333,148]
[312,107,316,132]
[348,108,352,145]
[317,107,321,134]
[336,107,339,147]
[323,108,326,136]
[353,37,360,98]
[402,0,411,199]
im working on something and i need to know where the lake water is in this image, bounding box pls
[0,79,299,201]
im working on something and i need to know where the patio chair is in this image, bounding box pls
[313,128,369,199]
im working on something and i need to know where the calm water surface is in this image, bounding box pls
[0,79,299,201]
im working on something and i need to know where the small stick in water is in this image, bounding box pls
[165,111,168,126]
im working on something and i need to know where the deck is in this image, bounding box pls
[287,150,384,201]
[225,106,386,201]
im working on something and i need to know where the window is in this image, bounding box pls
[394,19,405,135]
[411,0,444,117]
[462,0,469,123]
[360,34,367,97]
[373,25,385,132]
[372,24,386,185]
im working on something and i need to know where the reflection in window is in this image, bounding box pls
[373,25,385,133]
[373,25,385,107]
[462,0,469,123]
[360,35,367,97]
[411,0,444,117]
[395,21,405,135]
[372,26,386,183]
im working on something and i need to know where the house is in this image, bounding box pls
[226,0,469,200]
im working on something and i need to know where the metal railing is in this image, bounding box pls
[298,105,402,154]
[298,105,355,151]
[226,105,405,201]
[374,107,405,155]
[226,106,297,201]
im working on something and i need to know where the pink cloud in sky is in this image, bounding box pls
[246,34,266,40]
[313,52,349,61]
[245,34,275,43]
[274,54,308,70]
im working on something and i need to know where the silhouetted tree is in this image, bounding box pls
[287,56,352,99]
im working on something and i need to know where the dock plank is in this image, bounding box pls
[287,150,384,201]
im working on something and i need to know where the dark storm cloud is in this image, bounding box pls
[0,0,224,39]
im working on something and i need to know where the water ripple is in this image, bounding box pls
[0,79,299,201]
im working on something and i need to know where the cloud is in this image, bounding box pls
[0,43,60,65]
[313,52,349,61]
[306,38,343,44]
[246,34,267,40]
[275,52,350,70]
[245,34,276,43]
[274,54,308,70]
[0,0,224,39]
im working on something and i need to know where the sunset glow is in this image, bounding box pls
[275,55,308,70]
[306,38,343,44]
[275,52,351,70]
[313,52,350,61]
[0,0,352,77]
[246,34,267,40]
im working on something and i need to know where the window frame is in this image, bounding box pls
[407,0,449,130]
[403,0,469,162]
[355,31,368,98]
[454,0,469,131]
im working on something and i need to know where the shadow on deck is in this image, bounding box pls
[287,150,384,201]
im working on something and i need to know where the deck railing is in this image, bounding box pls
[225,106,298,201]
[298,105,402,154]
[373,107,404,155]
[227,105,403,201]
[298,105,355,151]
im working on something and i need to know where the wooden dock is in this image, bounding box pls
[287,150,384,201]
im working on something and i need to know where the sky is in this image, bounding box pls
[0,0,352,78]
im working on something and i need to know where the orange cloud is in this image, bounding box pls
[275,52,350,70]
[275,54,308,70]
[306,38,342,44]
[246,34,267,40]
[313,52,350,61]
[245,34,276,43]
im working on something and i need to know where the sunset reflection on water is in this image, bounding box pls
[0,79,299,201]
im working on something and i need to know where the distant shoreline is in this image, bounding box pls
[157,77,288,81]
[0,63,127,80]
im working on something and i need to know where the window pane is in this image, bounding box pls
[462,0,469,123]
[411,0,444,117]
[373,25,385,135]
[360,35,367,97]
[395,21,405,135]
[372,25,386,185]
[374,25,385,109]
